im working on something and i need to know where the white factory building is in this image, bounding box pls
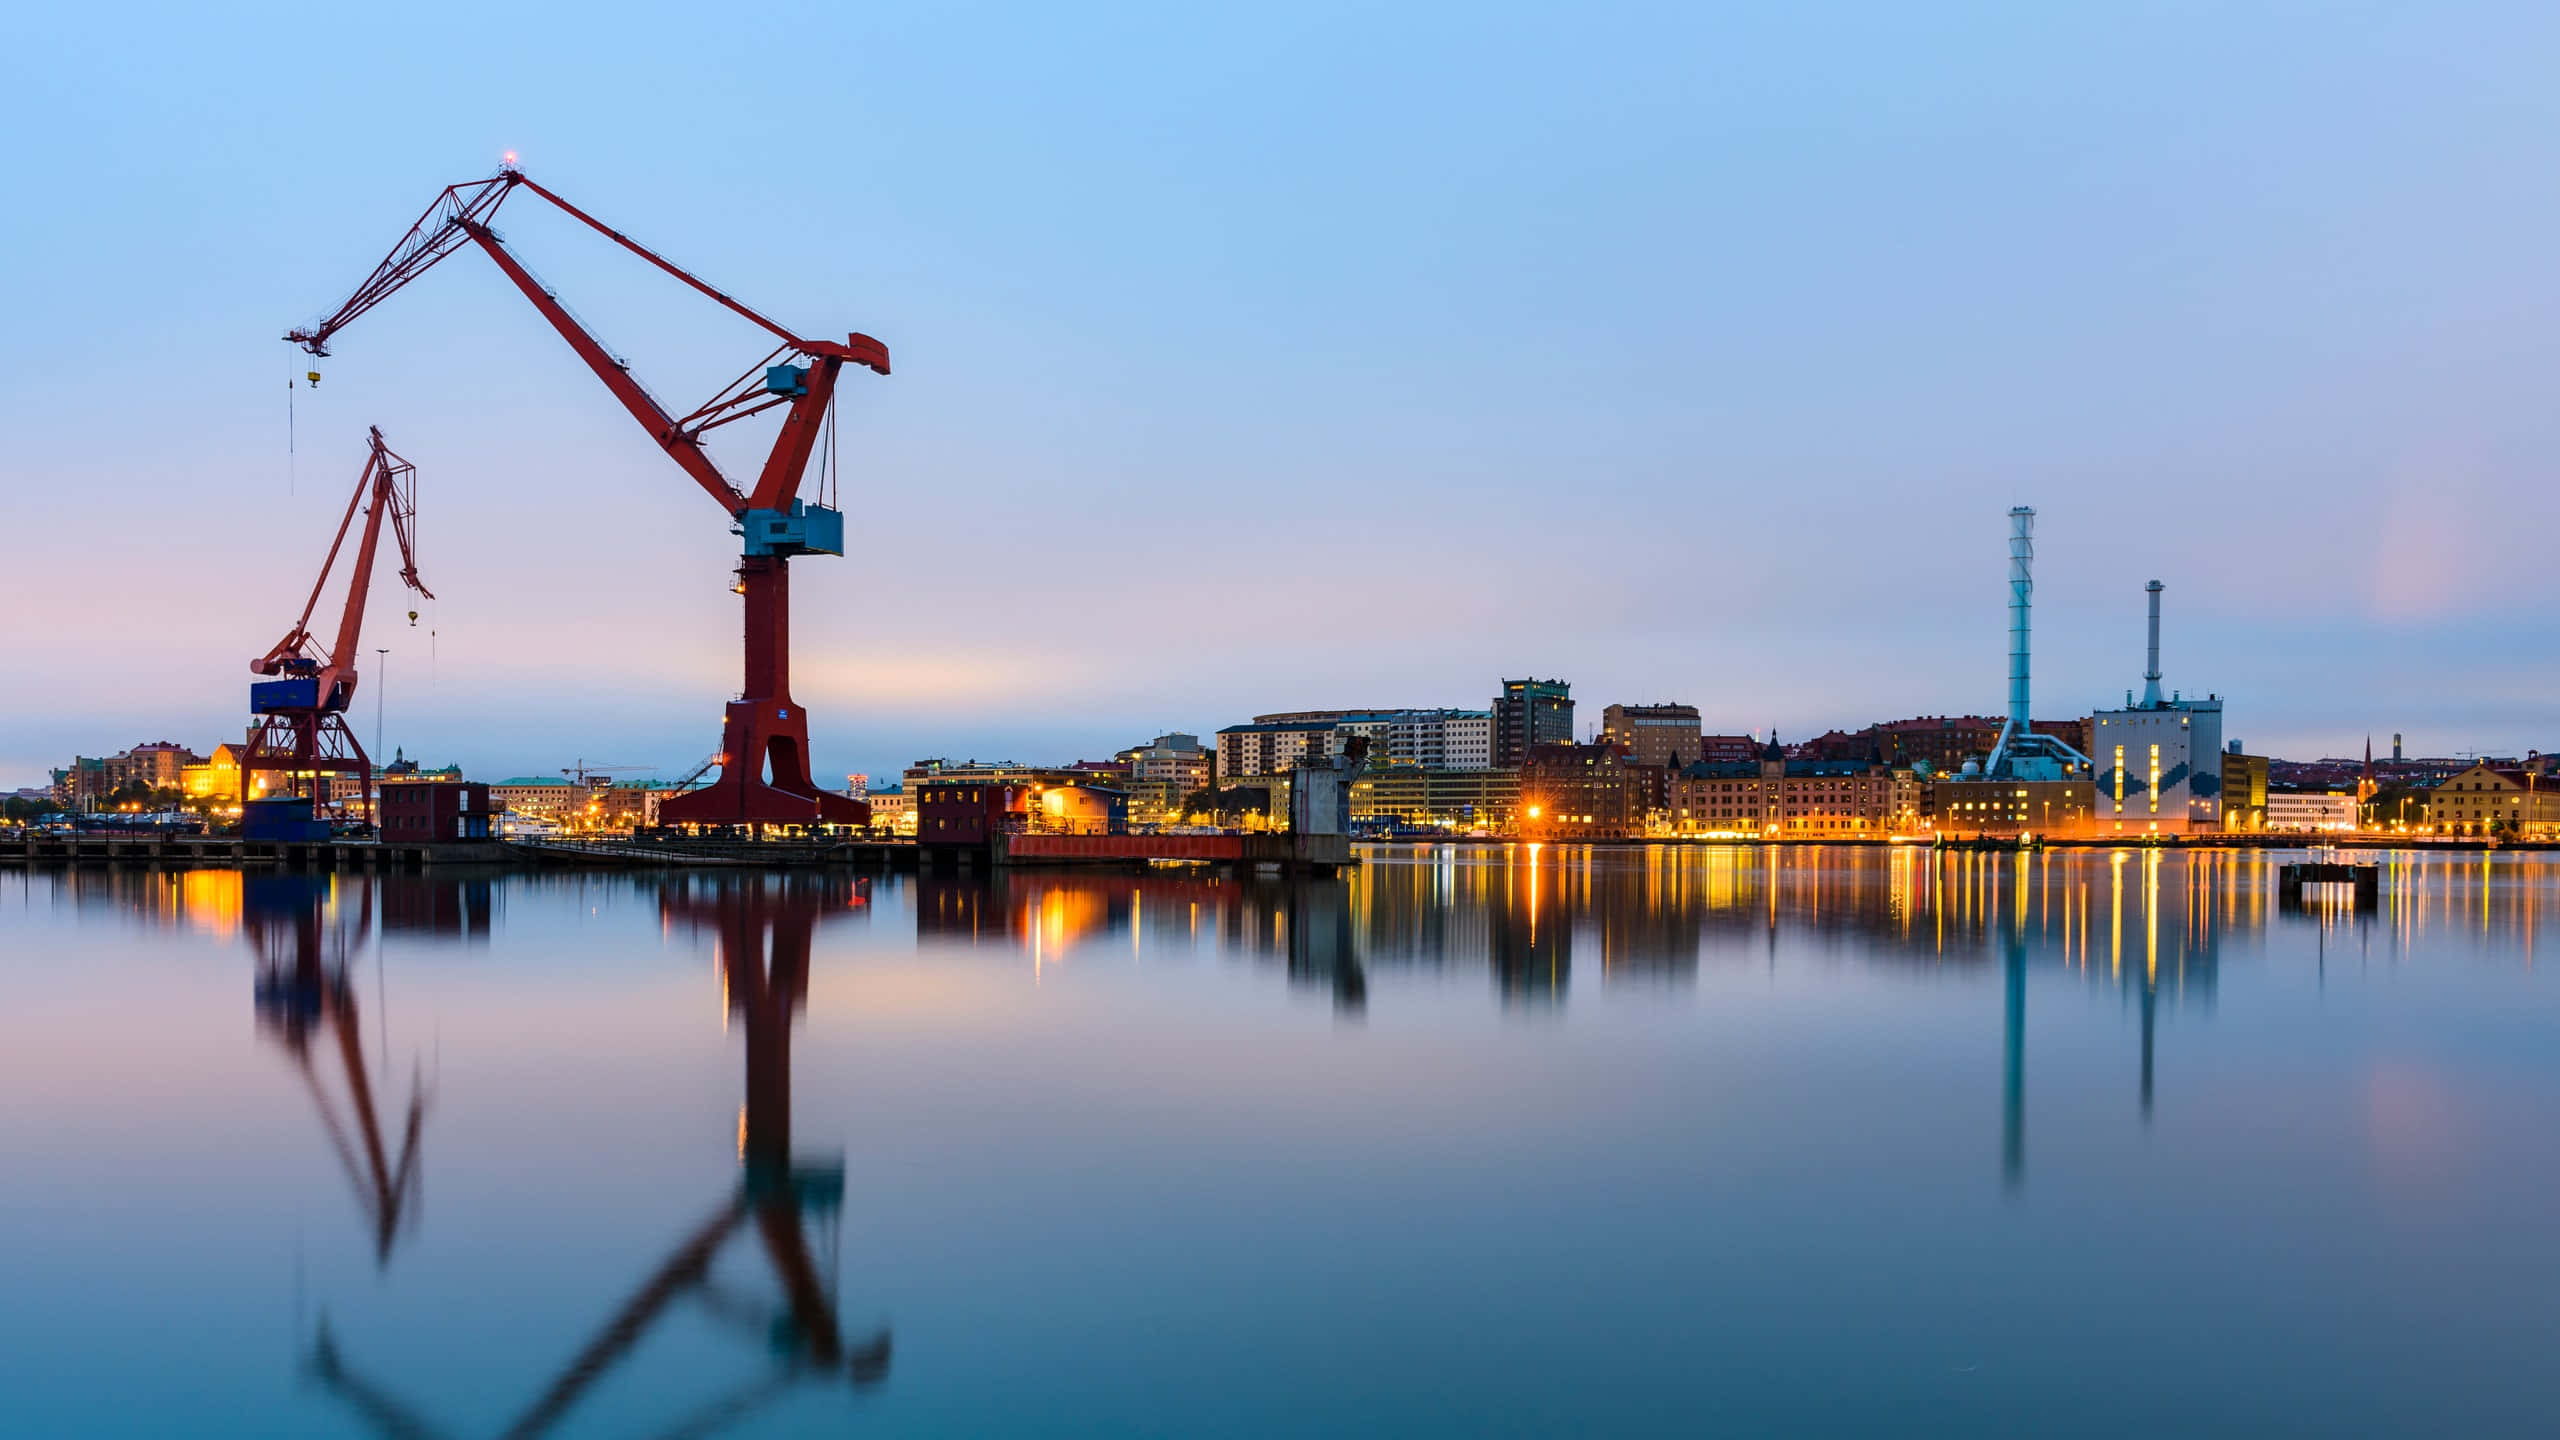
[2092,581,2226,835]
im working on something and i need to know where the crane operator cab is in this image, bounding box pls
[736,498,844,559]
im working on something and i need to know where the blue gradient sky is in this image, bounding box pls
[5,2,2556,787]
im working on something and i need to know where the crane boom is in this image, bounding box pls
[285,166,889,519]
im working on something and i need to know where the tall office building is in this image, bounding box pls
[1493,678,1573,768]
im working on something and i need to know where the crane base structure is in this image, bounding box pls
[659,553,862,827]
[239,710,374,822]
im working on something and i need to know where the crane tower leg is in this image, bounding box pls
[658,555,863,829]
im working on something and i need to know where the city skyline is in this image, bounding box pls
[9,5,2560,786]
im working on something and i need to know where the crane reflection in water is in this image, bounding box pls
[296,871,890,1438]
[249,872,429,1268]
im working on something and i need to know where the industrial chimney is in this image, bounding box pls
[2142,580,2164,708]
[2005,506,2035,751]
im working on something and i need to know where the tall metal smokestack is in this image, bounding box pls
[2007,506,2035,745]
[2142,580,2164,708]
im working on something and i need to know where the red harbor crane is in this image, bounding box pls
[286,164,888,828]
[245,427,432,821]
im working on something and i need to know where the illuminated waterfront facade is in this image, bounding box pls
[1671,741,1925,838]
[2429,761,2560,838]
[2092,700,2224,834]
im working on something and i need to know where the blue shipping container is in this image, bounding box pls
[243,798,329,843]
[252,678,321,712]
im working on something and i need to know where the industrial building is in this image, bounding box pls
[2090,581,2225,835]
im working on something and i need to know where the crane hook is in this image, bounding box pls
[407,610,419,626]
[306,370,322,388]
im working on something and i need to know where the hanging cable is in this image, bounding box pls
[819,389,840,510]
[286,370,298,495]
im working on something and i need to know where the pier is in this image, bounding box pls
[2277,860,2381,909]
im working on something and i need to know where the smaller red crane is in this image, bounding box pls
[243,426,433,823]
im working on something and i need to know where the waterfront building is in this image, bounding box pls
[1670,737,1923,838]
[2220,749,2269,831]
[1928,779,2097,838]
[865,784,914,836]
[487,777,598,821]
[1493,679,1573,769]
[380,780,493,843]
[1350,764,1520,829]
[2428,762,2560,838]
[918,775,1126,849]
[2264,792,2357,833]
[1519,742,1648,838]
[180,744,268,803]
[1600,703,1705,770]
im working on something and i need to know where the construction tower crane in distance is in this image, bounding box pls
[244,426,433,821]
[286,162,889,828]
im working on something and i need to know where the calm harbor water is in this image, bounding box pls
[4,846,2557,1437]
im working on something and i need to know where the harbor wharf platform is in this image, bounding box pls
[0,833,515,870]
[0,829,1355,874]
[981,830,1353,875]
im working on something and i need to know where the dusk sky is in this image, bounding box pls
[7,2,2557,787]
